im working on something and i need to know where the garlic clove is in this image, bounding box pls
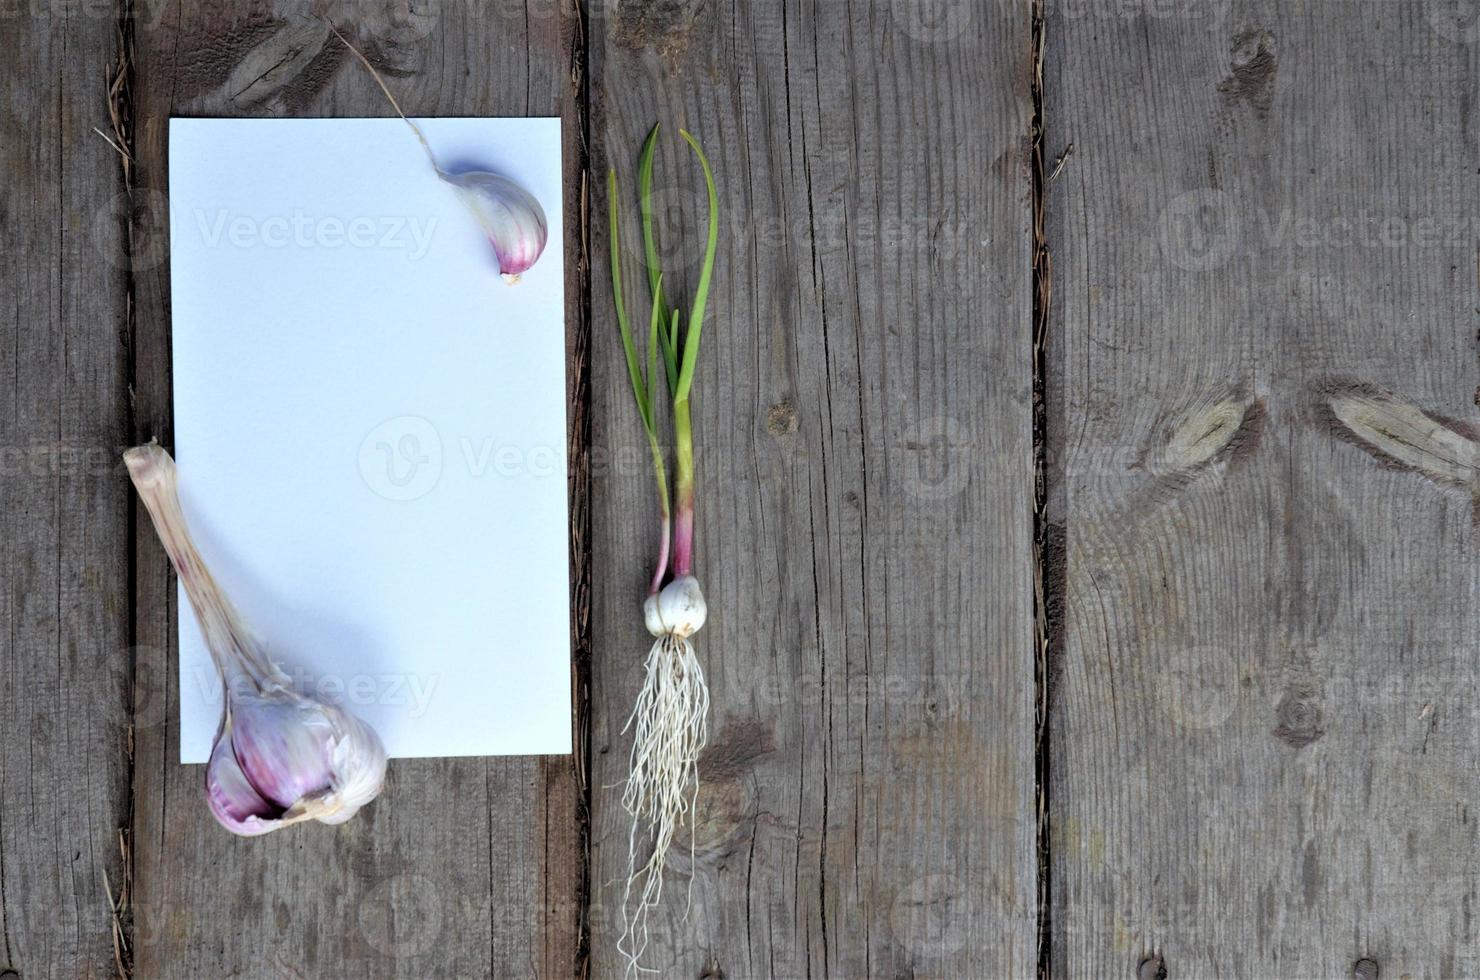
[228,691,339,809]
[223,688,387,828]
[643,594,665,638]
[205,728,287,836]
[440,171,548,284]
[654,575,707,638]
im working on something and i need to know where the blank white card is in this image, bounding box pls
[168,118,570,762]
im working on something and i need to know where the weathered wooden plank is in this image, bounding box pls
[587,1,1037,976]
[1047,0,1480,975]
[127,2,584,976]
[0,4,132,978]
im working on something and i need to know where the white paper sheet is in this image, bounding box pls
[168,117,570,762]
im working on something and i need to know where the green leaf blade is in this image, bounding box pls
[638,123,666,316]
[608,168,652,433]
[674,130,719,403]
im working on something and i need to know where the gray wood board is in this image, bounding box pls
[586,0,1038,975]
[1046,0,1480,976]
[125,2,583,977]
[0,5,133,979]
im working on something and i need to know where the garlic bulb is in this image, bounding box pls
[622,578,710,968]
[124,442,387,836]
[643,575,707,639]
[441,170,549,284]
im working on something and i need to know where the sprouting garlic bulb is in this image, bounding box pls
[643,575,708,639]
[441,170,549,285]
[124,442,388,836]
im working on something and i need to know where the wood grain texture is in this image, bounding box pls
[1046,0,1480,976]
[586,1,1037,976]
[0,5,132,978]
[126,2,583,976]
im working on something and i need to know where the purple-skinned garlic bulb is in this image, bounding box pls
[124,442,387,836]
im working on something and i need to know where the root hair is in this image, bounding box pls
[618,633,710,976]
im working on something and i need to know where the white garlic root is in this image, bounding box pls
[619,578,711,976]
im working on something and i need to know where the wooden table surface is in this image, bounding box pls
[3,0,1477,977]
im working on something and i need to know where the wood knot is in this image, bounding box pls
[1352,957,1380,980]
[1219,29,1278,114]
[1273,683,1325,748]
[700,718,775,779]
[1136,386,1264,485]
[1138,953,1168,980]
[612,0,706,57]
[766,401,798,436]
[681,776,752,862]
[1317,379,1479,490]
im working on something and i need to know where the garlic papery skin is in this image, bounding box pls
[440,170,548,284]
[125,441,388,836]
[652,574,707,638]
[643,594,665,638]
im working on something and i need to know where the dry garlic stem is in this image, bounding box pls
[125,442,387,836]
